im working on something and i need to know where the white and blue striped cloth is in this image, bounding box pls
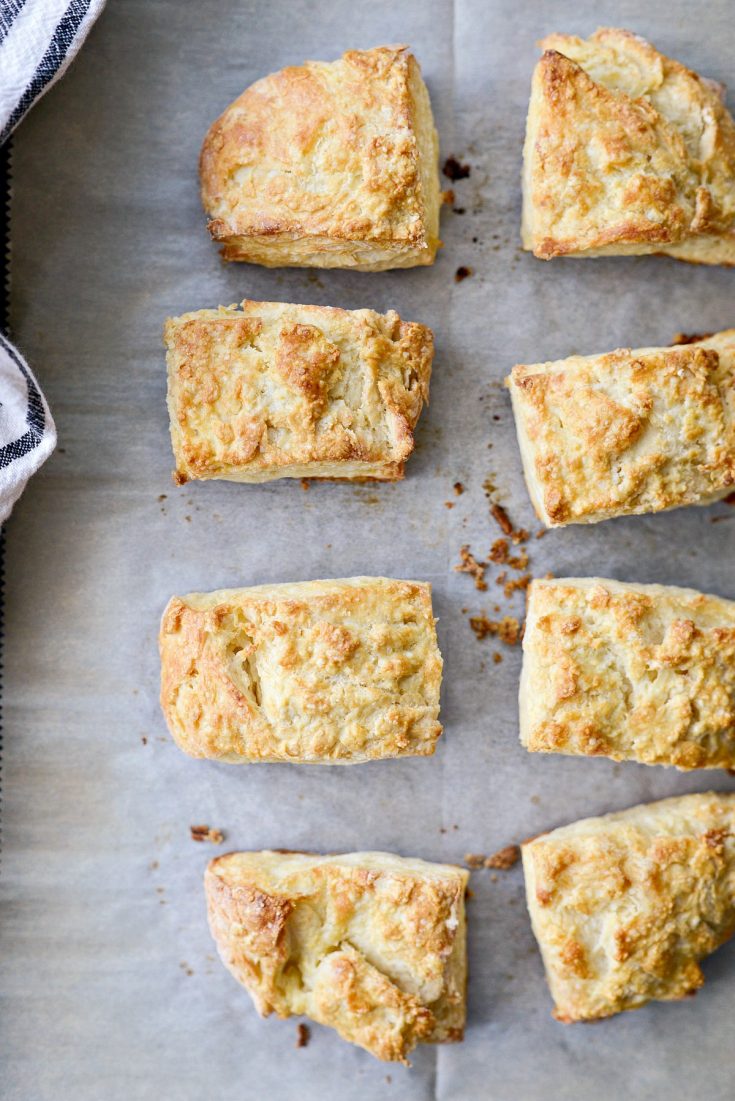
[0,0,104,522]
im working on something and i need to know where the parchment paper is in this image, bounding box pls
[2,2,735,1098]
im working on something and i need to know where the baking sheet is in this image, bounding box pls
[2,1,735,1098]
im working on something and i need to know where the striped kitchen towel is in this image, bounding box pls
[0,0,105,523]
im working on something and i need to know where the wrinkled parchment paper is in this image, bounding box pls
[2,2,735,1098]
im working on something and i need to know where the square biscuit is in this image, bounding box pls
[521,577,735,770]
[522,792,735,1022]
[505,329,735,526]
[165,300,433,484]
[200,45,441,270]
[205,850,468,1063]
[522,28,735,265]
[159,577,443,764]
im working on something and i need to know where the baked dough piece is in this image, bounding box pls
[165,301,433,484]
[522,792,735,1022]
[522,28,735,264]
[200,45,441,270]
[159,577,442,763]
[205,850,468,1063]
[521,578,735,770]
[505,329,735,526]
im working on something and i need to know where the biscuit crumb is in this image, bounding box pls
[190,825,225,844]
[296,1023,311,1048]
[158,494,167,502]
[444,501,455,509]
[493,652,503,664]
[502,573,531,599]
[469,614,521,645]
[464,853,486,869]
[442,156,471,180]
[453,481,465,495]
[455,546,487,590]
[454,265,472,283]
[485,845,520,870]
[300,478,310,490]
[490,503,514,535]
[443,188,455,205]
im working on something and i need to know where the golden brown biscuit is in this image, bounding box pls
[505,329,735,526]
[522,792,735,1022]
[200,45,441,270]
[205,850,468,1063]
[165,300,433,484]
[521,577,735,769]
[159,577,442,763]
[522,28,735,264]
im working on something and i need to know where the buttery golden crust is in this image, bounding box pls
[165,301,433,484]
[205,850,468,1063]
[522,28,735,264]
[521,578,735,770]
[200,46,441,270]
[522,792,735,1022]
[505,329,735,526]
[159,577,443,763]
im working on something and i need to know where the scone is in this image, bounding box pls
[200,45,441,270]
[159,577,442,763]
[165,301,433,484]
[205,850,468,1063]
[505,329,735,526]
[521,578,735,770]
[522,28,735,264]
[522,792,735,1022]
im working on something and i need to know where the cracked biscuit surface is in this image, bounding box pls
[521,577,735,770]
[200,45,441,270]
[165,301,433,484]
[205,850,468,1063]
[522,28,735,264]
[505,329,735,526]
[522,792,735,1022]
[159,577,443,763]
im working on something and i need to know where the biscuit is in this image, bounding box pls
[159,577,442,763]
[505,329,735,526]
[522,28,735,264]
[200,45,441,270]
[205,850,468,1063]
[522,792,735,1022]
[521,577,735,770]
[165,301,433,484]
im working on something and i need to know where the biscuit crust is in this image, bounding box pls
[506,329,735,526]
[165,301,433,484]
[522,792,735,1022]
[159,577,443,763]
[522,28,735,264]
[205,850,468,1063]
[521,578,735,770]
[200,46,441,270]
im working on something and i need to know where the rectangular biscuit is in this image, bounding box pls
[506,329,735,526]
[522,792,735,1022]
[205,850,468,1063]
[159,577,442,764]
[520,577,735,769]
[199,46,441,271]
[165,300,433,485]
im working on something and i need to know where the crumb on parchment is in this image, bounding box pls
[296,1023,311,1048]
[190,825,225,844]
[469,614,521,645]
[455,546,487,590]
[464,846,520,871]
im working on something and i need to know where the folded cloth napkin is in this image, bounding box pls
[0,0,105,523]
